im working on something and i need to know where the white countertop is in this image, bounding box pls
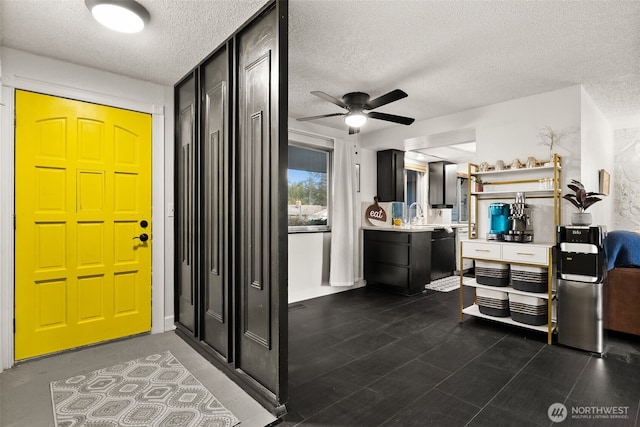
[362,223,468,232]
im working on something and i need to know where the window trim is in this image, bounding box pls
[287,129,334,234]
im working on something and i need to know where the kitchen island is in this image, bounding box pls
[363,224,464,295]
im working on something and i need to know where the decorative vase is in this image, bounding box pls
[571,212,592,226]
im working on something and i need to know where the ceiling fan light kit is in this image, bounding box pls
[344,112,367,127]
[298,89,415,134]
[85,0,150,33]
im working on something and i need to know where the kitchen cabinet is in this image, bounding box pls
[364,229,431,295]
[429,161,457,208]
[431,228,455,280]
[459,240,555,344]
[377,149,404,202]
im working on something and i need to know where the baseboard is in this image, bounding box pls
[164,315,176,332]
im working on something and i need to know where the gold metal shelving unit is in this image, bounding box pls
[466,154,562,241]
[460,154,562,345]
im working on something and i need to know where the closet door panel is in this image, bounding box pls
[175,73,197,333]
[237,6,281,392]
[201,48,230,359]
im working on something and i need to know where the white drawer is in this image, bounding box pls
[462,241,501,260]
[501,244,548,265]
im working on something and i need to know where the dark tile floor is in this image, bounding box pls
[284,286,640,426]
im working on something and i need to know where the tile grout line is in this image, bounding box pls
[556,352,593,427]
[290,317,467,424]
[288,339,419,422]
[289,299,453,394]
[379,333,511,426]
[462,339,548,427]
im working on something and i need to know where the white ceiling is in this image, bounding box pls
[2,0,639,137]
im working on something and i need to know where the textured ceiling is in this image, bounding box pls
[2,0,639,135]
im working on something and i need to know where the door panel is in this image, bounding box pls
[176,73,197,334]
[237,6,279,391]
[201,48,230,358]
[15,90,152,360]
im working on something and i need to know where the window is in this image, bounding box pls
[406,169,418,206]
[288,143,331,232]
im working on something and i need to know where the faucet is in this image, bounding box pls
[409,202,423,224]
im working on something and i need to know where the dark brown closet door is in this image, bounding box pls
[200,48,230,359]
[175,72,197,334]
[236,4,287,400]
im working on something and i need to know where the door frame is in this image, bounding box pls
[1,75,167,370]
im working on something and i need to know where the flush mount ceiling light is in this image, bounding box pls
[85,0,150,33]
[344,112,367,128]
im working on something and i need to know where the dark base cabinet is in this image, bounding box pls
[364,230,431,295]
[174,0,288,417]
[430,228,455,281]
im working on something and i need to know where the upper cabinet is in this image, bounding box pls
[377,149,405,202]
[429,161,457,208]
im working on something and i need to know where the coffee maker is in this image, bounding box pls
[487,203,510,240]
[504,192,533,242]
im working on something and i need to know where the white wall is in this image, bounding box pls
[0,45,6,373]
[613,127,640,230]
[0,48,174,369]
[579,86,614,229]
[288,232,331,302]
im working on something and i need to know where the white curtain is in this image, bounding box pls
[329,138,357,286]
[417,171,428,210]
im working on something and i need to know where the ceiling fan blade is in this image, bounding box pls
[311,91,348,109]
[365,89,408,110]
[296,113,345,122]
[348,127,360,135]
[368,111,415,125]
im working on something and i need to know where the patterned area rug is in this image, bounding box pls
[50,351,239,427]
[425,276,461,292]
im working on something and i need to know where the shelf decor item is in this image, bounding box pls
[538,125,565,164]
[563,179,603,226]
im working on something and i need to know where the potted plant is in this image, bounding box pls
[562,179,603,225]
[475,177,485,192]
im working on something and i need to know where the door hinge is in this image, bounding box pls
[13,319,15,333]
[13,215,16,230]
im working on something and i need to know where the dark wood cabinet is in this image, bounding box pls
[429,161,457,208]
[430,228,456,281]
[174,0,287,416]
[377,149,405,202]
[364,230,431,295]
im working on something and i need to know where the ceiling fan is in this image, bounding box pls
[297,89,415,134]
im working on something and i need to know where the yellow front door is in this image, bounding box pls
[15,90,152,360]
